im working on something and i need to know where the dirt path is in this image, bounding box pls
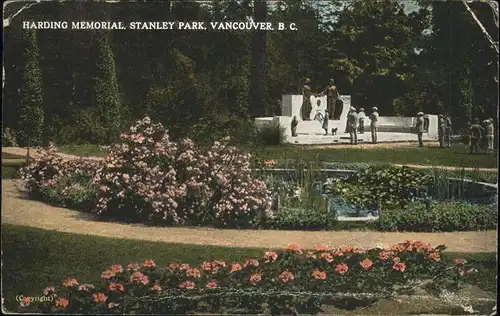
[2,147,104,161]
[1,179,496,252]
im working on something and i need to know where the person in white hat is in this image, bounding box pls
[416,112,425,147]
[347,106,359,145]
[369,107,379,144]
[358,108,366,134]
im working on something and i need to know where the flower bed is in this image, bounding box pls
[33,241,474,314]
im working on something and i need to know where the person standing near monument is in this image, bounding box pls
[416,112,425,147]
[291,115,298,137]
[358,108,366,134]
[322,109,329,135]
[438,114,446,148]
[469,118,484,154]
[347,107,358,144]
[301,78,313,121]
[369,107,379,144]
[444,114,452,147]
[485,119,494,153]
[318,79,339,119]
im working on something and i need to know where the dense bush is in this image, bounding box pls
[32,241,474,314]
[21,117,274,228]
[255,121,286,146]
[378,201,498,232]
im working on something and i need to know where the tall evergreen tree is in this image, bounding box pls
[249,0,268,117]
[17,28,44,147]
[91,31,124,143]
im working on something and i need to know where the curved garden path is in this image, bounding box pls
[2,179,497,252]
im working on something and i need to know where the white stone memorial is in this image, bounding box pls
[255,94,439,145]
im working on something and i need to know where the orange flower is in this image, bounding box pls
[332,250,344,257]
[340,245,353,253]
[454,258,467,265]
[278,271,295,283]
[143,259,156,268]
[378,250,393,261]
[244,259,260,268]
[312,269,327,280]
[92,292,107,303]
[168,263,180,271]
[109,264,123,274]
[320,252,334,262]
[130,272,149,285]
[360,258,374,270]
[264,251,278,262]
[62,278,79,287]
[127,263,140,271]
[55,297,69,308]
[206,281,218,289]
[179,263,191,271]
[427,252,441,262]
[186,268,201,278]
[101,269,116,280]
[335,264,349,275]
[263,159,276,168]
[315,244,329,251]
[249,273,262,285]
[392,262,406,272]
[43,286,56,296]
[287,244,302,253]
[230,263,242,273]
[151,284,162,293]
[108,282,125,292]
[178,281,196,290]
[200,261,212,272]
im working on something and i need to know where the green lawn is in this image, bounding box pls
[45,142,499,168]
[1,159,24,179]
[2,224,497,313]
[2,152,26,159]
[247,143,498,168]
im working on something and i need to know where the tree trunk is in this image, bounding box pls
[249,0,267,118]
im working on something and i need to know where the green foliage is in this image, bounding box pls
[36,175,97,210]
[17,28,44,147]
[328,165,432,209]
[255,121,286,145]
[379,201,498,232]
[2,127,18,147]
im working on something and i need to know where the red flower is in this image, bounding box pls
[278,271,295,283]
[392,262,406,272]
[249,273,262,285]
[312,269,327,280]
[264,251,278,263]
[230,263,242,273]
[108,282,125,292]
[143,259,156,268]
[360,258,374,270]
[287,244,302,253]
[109,264,123,274]
[206,281,218,289]
[454,258,467,265]
[101,269,116,280]
[427,252,441,262]
[92,292,107,303]
[315,244,329,251]
[151,284,162,293]
[378,250,393,261]
[243,259,259,268]
[178,281,196,289]
[335,264,349,275]
[320,252,334,262]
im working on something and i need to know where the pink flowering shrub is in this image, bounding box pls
[35,241,474,314]
[92,116,273,226]
[20,143,103,209]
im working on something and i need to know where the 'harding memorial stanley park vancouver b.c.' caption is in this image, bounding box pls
[1,0,498,315]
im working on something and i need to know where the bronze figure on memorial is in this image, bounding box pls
[301,78,313,121]
[318,79,339,119]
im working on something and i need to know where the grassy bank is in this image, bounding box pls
[2,224,496,313]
